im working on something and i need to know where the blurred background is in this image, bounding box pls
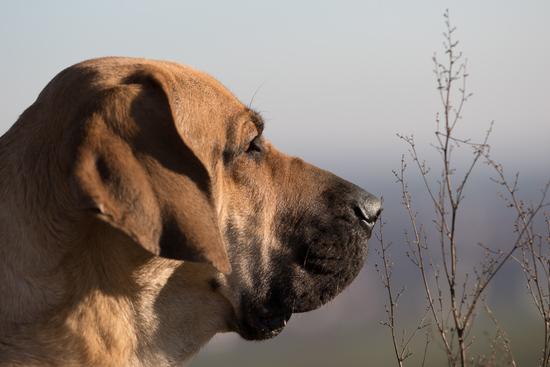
[1,1,549,365]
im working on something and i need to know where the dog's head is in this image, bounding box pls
[214,109,381,340]
[25,58,380,351]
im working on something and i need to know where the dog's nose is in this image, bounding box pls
[353,194,382,227]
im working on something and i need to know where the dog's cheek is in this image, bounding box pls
[221,205,271,296]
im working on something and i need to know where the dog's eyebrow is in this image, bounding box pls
[246,109,264,134]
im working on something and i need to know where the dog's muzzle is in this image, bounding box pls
[235,182,381,341]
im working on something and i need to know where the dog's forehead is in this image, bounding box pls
[71,57,237,102]
[161,61,240,104]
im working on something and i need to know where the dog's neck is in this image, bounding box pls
[0,145,70,325]
[0,193,225,366]
[0,218,224,365]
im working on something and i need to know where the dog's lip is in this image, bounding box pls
[236,307,293,340]
[255,313,292,339]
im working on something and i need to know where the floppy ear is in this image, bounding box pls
[63,68,231,274]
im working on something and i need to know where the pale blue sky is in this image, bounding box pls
[2,2,549,189]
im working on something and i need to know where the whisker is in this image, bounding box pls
[248,75,275,109]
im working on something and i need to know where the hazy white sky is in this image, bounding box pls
[1,0,549,196]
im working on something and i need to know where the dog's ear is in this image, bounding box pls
[63,68,231,274]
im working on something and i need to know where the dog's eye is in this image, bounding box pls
[244,136,263,156]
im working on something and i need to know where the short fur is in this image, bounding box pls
[0,57,381,366]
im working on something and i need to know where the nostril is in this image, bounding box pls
[353,205,381,226]
[353,196,382,226]
[353,206,368,221]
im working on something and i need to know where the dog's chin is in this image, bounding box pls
[236,312,293,341]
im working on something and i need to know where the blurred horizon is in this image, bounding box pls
[2,1,549,365]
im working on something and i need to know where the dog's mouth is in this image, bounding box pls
[237,309,293,341]
[256,313,292,339]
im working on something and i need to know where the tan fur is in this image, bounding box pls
[0,57,380,366]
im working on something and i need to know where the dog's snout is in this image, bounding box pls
[353,194,382,227]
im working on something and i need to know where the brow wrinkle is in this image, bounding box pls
[246,108,264,134]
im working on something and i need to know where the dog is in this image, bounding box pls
[0,57,381,366]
